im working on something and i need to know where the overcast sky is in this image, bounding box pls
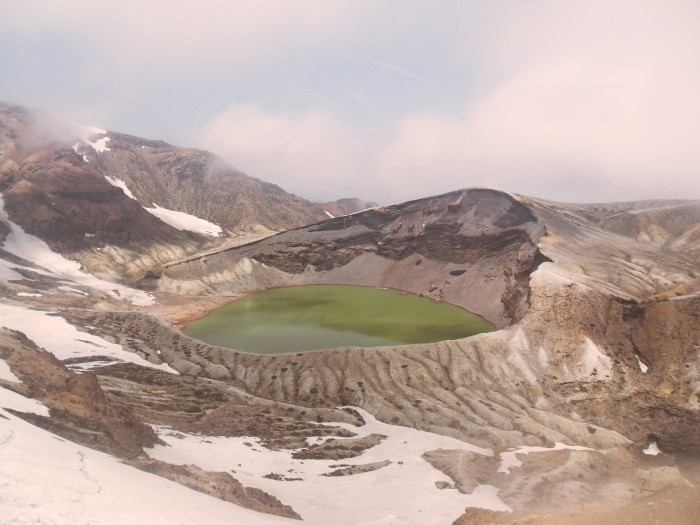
[2,1,700,204]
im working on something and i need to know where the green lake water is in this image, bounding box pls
[183,285,495,354]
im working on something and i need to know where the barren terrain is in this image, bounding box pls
[1,104,698,524]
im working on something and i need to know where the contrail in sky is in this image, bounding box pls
[360,57,437,88]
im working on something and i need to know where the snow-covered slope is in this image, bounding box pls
[144,204,223,237]
[149,407,509,525]
[104,176,223,236]
[0,196,154,306]
[0,409,295,525]
[0,304,175,373]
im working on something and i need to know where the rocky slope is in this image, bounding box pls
[1,103,699,521]
[0,103,371,283]
[145,191,699,456]
[147,188,699,516]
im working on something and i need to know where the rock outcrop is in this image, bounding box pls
[0,328,158,457]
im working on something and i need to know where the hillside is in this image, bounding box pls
[0,106,698,523]
[0,103,372,282]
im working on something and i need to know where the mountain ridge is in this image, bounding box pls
[0,102,375,282]
[1,101,699,523]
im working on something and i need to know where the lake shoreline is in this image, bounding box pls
[180,285,495,354]
[148,292,246,329]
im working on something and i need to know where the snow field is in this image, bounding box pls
[104,176,137,199]
[0,409,295,525]
[144,204,223,237]
[643,442,661,456]
[0,304,177,374]
[636,354,649,373]
[149,407,511,525]
[88,136,110,153]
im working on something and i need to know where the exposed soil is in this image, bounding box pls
[454,485,700,525]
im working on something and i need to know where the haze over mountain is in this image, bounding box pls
[0,101,698,524]
[0,103,375,282]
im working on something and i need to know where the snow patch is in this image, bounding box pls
[16,292,42,298]
[323,210,335,218]
[72,142,89,163]
[643,442,661,455]
[103,177,223,237]
[0,359,20,383]
[104,176,136,200]
[578,337,613,380]
[88,136,110,153]
[636,355,649,374]
[0,411,291,525]
[70,124,109,158]
[149,406,509,524]
[144,204,222,237]
[0,196,154,306]
[0,304,177,374]
[0,387,49,416]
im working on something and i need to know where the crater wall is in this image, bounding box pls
[160,189,548,328]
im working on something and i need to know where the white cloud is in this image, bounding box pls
[1,1,369,70]
[374,0,700,202]
[195,1,700,203]
[196,46,700,204]
[190,103,368,200]
[4,0,700,204]
[377,56,700,202]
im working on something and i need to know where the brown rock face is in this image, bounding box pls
[133,460,301,520]
[1,151,203,254]
[256,189,538,270]
[0,105,208,282]
[0,104,331,235]
[0,328,158,457]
